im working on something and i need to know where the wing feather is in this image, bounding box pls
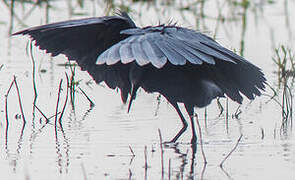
[106,43,121,65]
[181,42,216,64]
[114,26,242,67]
[164,35,203,64]
[201,41,246,62]
[119,43,134,64]
[96,48,108,64]
[141,38,167,68]
[131,37,150,66]
[187,41,235,63]
[13,15,136,70]
[98,25,253,68]
[155,38,186,65]
[171,28,235,63]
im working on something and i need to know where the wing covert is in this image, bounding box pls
[96,25,250,68]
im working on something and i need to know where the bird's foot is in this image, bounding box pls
[162,140,178,148]
[163,139,178,144]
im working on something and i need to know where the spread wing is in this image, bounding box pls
[13,15,266,105]
[96,25,249,68]
[96,25,266,103]
[13,13,136,70]
[13,13,137,103]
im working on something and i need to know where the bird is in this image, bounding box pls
[13,12,266,144]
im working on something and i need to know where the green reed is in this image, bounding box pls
[272,45,294,133]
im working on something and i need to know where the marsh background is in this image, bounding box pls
[0,0,295,179]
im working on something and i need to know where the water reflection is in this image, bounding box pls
[55,126,70,174]
[162,142,209,179]
[1,0,295,179]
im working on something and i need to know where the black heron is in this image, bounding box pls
[13,12,266,143]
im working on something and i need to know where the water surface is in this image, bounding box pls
[0,0,294,179]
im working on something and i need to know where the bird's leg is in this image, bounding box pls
[185,104,207,163]
[127,83,139,113]
[169,102,188,143]
[184,104,197,144]
[128,64,142,113]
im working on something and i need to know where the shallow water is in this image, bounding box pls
[0,0,295,179]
